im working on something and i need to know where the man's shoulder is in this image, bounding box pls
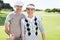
[7,11,15,16]
[21,18,25,23]
[21,13,25,18]
[21,13,25,16]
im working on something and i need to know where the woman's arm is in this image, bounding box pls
[38,17,46,40]
[21,19,25,40]
[42,33,46,40]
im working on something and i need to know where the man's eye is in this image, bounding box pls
[27,9,30,10]
[31,9,33,10]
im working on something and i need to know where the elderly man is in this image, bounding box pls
[4,1,25,40]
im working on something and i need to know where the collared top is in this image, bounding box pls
[5,11,25,38]
[21,16,44,40]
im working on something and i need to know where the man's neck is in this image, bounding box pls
[15,11,21,15]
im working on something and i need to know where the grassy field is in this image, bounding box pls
[0,11,60,40]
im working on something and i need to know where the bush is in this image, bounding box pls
[45,9,52,13]
[45,8,60,13]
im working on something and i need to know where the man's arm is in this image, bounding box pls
[4,14,15,40]
[4,24,15,40]
[4,23,10,35]
[4,14,11,35]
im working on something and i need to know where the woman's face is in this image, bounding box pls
[26,8,35,15]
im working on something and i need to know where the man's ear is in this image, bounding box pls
[34,9,35,11]
[14,5,16,8]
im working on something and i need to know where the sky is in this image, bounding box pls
[3,0,60,10]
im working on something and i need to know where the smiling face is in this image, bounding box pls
[14,5,23,12]
[26,4,35,16]
[26,8,35,15]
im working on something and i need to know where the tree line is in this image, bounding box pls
[0,0,60,13]
[45,8,60,13]
[0,0,13,11]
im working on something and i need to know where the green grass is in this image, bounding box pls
[0,11,60,40]
[0,11,9,26]
[0,26,8,40]
[42,16,60,40]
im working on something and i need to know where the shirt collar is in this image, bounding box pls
[13,11,21,15]
[26,16,35,22]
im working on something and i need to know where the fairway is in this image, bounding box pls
[0,11,60,40]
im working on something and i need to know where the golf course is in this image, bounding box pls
[0,10,60,40]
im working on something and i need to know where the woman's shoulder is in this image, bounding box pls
[35,16,42,20]
[21,18,25,24]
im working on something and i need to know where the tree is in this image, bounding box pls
[2,3,13,11]
[52,8,60,12]
[45,9,51,13]
[35,9,41,11]
[0,0,3,12]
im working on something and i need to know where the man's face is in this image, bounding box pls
[14,5,22,12]
[26,8,35,15]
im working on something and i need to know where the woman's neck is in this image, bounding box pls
[28,14,33,19]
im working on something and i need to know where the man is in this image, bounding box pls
[4,1,25,40]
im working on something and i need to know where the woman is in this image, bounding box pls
[21,4,46,40]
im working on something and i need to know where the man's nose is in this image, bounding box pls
[29,9,32,11]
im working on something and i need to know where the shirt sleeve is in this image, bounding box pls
[21,19,25,36]
[22,14,26,18]
[37,16,44,34]
[5,14,11,25]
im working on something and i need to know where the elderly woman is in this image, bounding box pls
[21,4,46,40]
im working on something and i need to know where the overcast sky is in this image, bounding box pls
[3,0,60,10]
